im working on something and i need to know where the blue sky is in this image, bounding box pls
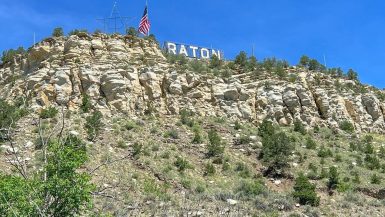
[1,0,384,88]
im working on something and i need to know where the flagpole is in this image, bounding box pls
[147,0,150,36]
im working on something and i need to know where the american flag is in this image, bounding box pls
[138,6,151,36]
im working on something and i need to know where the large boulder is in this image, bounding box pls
[362,94,382,121]
[139,70,162,100]
[282,89,300,113]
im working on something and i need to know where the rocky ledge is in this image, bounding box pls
[0,33,384,133]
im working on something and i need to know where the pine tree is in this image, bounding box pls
[235,51,248,67]
[293,173,320,206]
[52,27,64,37]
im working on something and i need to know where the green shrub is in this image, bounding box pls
[355,155,363,166]
[222,162,231,171]
[288,74,298,83]
[164,129,179,139]
[181,179,192,189]
[207,129,224,157]
[204,163,216,176]
[299,55,310,67]
[365,154,381,170]
[126,27,139,37]
[132,142,142,158]
[189,59,207,73]
[235,162,251,178]
[362,135,374,144]
[220,69,232,78]
[52,27,64,37]
[160,151,170,159]
[370,173,381,184]
[247,56,258,71]
[235,51,248,67]
[294,120,306,135]
[234,120,243,130]
[351,171,361,184]
[320,167,328,179]
[349,142,358,151]
[124,120,137,131]
[379,146,385,158]
[117,140,128,149]
[337,182,352,193]
[209,55,222,69]
[1,47,26,63]
[180,108,194,127]
[308,163,318,174]
[191,124,204,144]
[145,34,158,44]
[68,29,88,36]
[381,164,385,173]
[80,94,92,113]
[327,166,339,192]
[275,67,287,78]
[85,111,103,140]
[258,119,275,138]
[0,135,94,216]
[143,179,169,200]
[305,137,317,149]
[235,179,266,198]
[0,99,28,138]
[334,154,343,162]
[347,69,358,81]
[93,29,102,34]
[339,120,354,133]
[364,143,374,154]
[317,146,333,158]
[195,185,206,193]
[174,157,192,172]
[238,134,252,145]
[308,59,325,71]
[40,106,58,119]
[261,131,294,176]
[293,173,320,206]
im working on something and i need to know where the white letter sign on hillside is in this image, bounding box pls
[164,42,223,60]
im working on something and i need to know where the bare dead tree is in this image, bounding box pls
[38,112,64,183]
[3,118,28,179]
[2,116,47,216]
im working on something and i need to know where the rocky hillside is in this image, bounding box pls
[1,33,385,216]
[1,33,385,133]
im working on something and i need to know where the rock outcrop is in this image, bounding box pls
[1,33,385,133]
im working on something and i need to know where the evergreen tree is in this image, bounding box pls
[299,55,310,67]
[261,131,294,176]
[247,56,258,70]
[258,119,275,138]
[327,166,339,193]
[347,69,358,81]
[235,51,248,67]
[209,55,222,69]
[308,59,321,71]
[52,27,64,37]
[1,47,26,63]
[126,27,139,37]
[293,173,320,206]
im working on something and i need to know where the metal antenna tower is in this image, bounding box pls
[97,1,134,33]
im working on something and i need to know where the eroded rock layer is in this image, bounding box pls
[1,34,385,133]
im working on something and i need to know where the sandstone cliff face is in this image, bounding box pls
[1,34,385,133]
